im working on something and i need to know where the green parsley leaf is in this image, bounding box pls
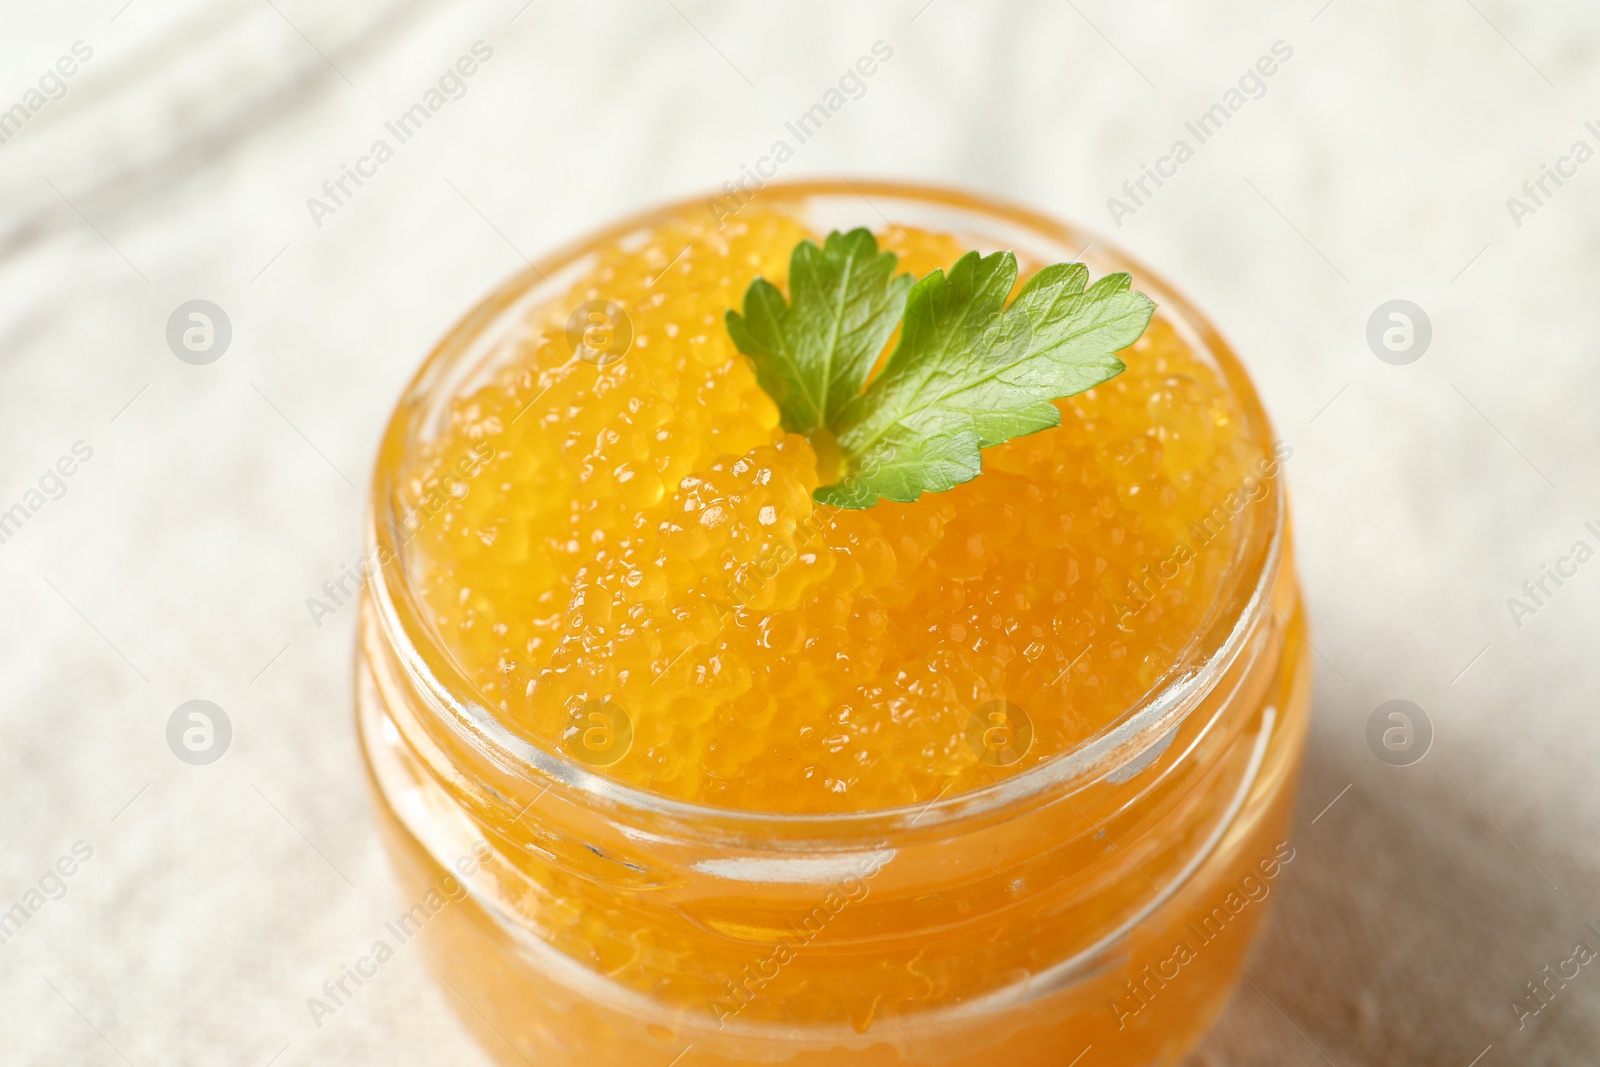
[726,233,1155,509]
[725,228,911,435]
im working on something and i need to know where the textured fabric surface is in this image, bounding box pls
[2,2,1598,1064]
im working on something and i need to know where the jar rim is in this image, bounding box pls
[364,178,1287,839]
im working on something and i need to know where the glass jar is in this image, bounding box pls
[356,181,1310,1067]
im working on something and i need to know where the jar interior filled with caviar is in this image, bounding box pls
[357,180,1311,1067]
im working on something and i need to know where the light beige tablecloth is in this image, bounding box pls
[3,2,1598,1064]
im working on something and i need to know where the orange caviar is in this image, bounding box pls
[363,184,1310,1067]
[397,204,1267,813]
